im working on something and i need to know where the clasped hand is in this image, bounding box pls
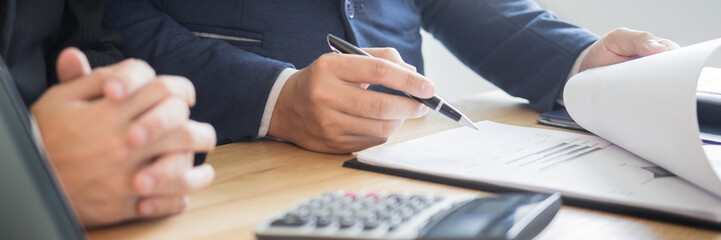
[32,48,217,227]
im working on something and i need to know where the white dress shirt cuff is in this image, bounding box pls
[557,45,592,106]
[257,68,298,138]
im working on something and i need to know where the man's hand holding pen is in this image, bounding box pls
[268,48,434,154]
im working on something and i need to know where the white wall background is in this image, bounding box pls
[422,0,721,101]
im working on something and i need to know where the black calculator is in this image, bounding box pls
[255,191,561,240]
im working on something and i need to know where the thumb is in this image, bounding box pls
[606,28,671,57]
[56,47,91,83]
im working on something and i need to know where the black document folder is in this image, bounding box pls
[343,158,721,230]
[539,93,721,144]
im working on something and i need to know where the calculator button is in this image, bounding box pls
[271,215,308,227]
[410,194,430,202]
[350,201,365,211]
[400,207,416,220]
[333,209,353,219]
[339,215,356,228]
[293,205,312,217]
[386,194,407,204]
[387,215,403,231]
[361,214,380,230]
[311,207,332,218]
[377,210,391,221]
[316,216,333,227]
[363,221,380,230]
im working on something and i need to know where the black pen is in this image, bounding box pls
[326,34,478,130]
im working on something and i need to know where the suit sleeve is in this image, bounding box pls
[415,0,598,112]
[104,0,294,145]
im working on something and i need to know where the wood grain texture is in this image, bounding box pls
[87,91,721,240]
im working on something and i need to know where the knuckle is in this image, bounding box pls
[93,64,114,76]
[160,75,195,101]
[371,59,391,80]
[638,31,655,39]
[372,97,390,118]
[308,88,330,105]
[183,170,204,192]
[201,123,218,148]
[158,162,178,184]
[167,97,191,117]
[177,175,193,192]
[183,123,213,149]
[379,47,400,59]
[404,71,422,91]
[318,126,341,143]
[153,78,174,97]
[317,119,337,135]
[123,58,155,75]
[185,122,216,151]
[145,111,170,131]
[93,68,114,84]
[313,54,334,72]
[405,63,417,72]
[181,124,197,144]
[143,106,186,135]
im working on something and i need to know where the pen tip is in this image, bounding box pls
[459,116,478,130]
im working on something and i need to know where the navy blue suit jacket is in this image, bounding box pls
[105,0,597,145]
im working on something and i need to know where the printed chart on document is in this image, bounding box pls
[359,121,721,219]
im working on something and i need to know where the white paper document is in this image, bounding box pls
[357,38,721,222]
[564,38,721,198]
[359,121,721,221]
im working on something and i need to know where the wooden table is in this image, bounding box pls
[88,91,720,240]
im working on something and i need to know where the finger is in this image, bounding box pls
[363,47,418,72]
[333,86,427,120]
[122,76,196,119]
[56,47,91,83]
[399,62,418,72]
[103,59,157,101]
[134,153,192,195]
[641,38,668,56]
[134,153,215,195]
[337,113,404,138]
[142,121,217,157]
[315,53,435,98]
[607,28,668,57]
[128,97,190,147]
[657,38,681,50]
[137,195,189,218]
[59,59,154,101]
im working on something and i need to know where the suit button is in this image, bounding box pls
[345,0,355,19]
